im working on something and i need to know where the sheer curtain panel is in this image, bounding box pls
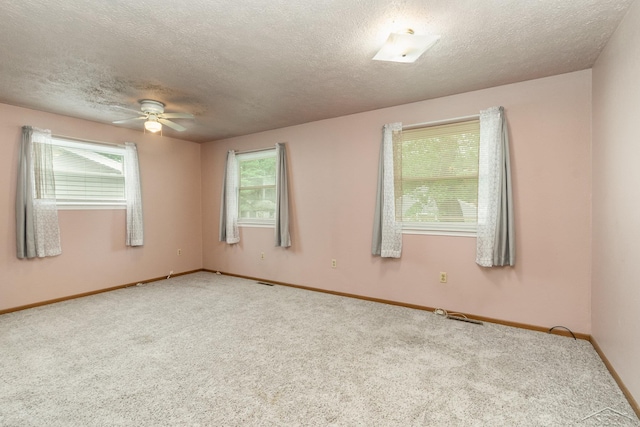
[219,150,240,244]
[124,142,144,246]
[275,143,291,247]
[15,126,62,259]
[372,122,403,258]
[476,106,515,267]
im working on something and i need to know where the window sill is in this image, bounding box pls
[238,221,275,228]
[402,222,476,238]
[57,203,126,210]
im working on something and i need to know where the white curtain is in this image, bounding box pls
[15,126,62,259]
[477,106,515,267]
[275,143,291,247]
[372,122,403,258]
[219,150,240,244]
[124,142,144,246]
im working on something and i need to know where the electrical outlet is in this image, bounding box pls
[261,252,265,260]
[331,259,337,268]
[439,272,447,283]
[177,248,182,256]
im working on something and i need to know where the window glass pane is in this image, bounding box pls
[50,138,126,205]
[396,120,480,227]
[238,152,276,221]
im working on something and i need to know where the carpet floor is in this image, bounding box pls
[1,271,638,426]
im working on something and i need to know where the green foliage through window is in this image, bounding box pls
[396,120,480,227]
[238,151,276,221]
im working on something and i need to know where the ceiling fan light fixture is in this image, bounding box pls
[373,29,440,63]
[112,99,193,133]
[144,119,162,133]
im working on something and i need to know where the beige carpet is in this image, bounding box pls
[0,271,638,426]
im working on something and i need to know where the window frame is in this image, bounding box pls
[236,149,277,227]
[397,118,480,238]
[49,137,127,210]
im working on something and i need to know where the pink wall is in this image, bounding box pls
[202,71,593,333]
[0,103,203,311]
[592,0,640,405]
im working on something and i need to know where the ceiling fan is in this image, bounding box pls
[112,100,194,133]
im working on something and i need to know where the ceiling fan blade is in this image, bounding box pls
[111,105,146,115]
[112,116,147,124]
[158,118,186,131]
[161,112,194,119]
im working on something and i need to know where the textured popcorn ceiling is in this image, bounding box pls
[0,0,633,143]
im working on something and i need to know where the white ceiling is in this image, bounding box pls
[0,0,633,143]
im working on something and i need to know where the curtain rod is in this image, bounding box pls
[52,134,125,148]
[233,146,274,155]
[403,114,479,130]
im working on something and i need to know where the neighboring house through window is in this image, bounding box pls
[49,137,126,208]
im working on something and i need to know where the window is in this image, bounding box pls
[395,119,480,236]
[237,149,276,225]
[49,137,126,208]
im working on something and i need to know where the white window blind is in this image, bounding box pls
[50,137,126,206]
[396,119,480,235]
[237,149,276,224]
